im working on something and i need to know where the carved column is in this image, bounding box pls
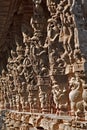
[28,84,39,113]
[46,0,70,114]
[38,76,51,113]
[26,0,51,113]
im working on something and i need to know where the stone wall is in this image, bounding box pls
[0,0,87,130]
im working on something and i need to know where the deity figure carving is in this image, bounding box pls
[46,0,70,114]
[23,43,39,112]
[46,17,65,76]
[52,84,61,110]
[39,88,48,111]
[26,0,51,113]
[0,70,10,109]
[47,0,57,16]
[15,44,26,87]
[62,13,74,57]
[29,13,48,76]
[28,82,39,113]
[15,95,21,111]
[23,44,34,83]
[19,82,29,112]
[52,82,69,114]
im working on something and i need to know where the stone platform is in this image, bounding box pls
[0,110,86,130]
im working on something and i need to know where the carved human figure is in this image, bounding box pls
[23,44,37,83]
[74,47,82,64]
[0,70,9,109]
[47,0,57,16]
[39,87,48,110]
[16,95,21,111]
[38,76,51,113]
[29,23,47,76]
[30,0,45,35]
[52,82,69,114]
[10,50,17,78]
[47,18,59,50]
[47,18,61,75]
[62,13,74,56]
[52,84,61,109]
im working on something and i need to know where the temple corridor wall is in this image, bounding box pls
[0,0,87,130]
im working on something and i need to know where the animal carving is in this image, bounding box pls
[69,74,83,114]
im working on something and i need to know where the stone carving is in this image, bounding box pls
[0,0,87,129]
[26,0,51,113]
[69,73,83,115]
[52,83,68,114]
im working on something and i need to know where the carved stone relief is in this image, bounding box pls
[0,0,87,130]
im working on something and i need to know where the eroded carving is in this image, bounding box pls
[0,0,87,129]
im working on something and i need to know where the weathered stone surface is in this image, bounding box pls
[0,0,87,130]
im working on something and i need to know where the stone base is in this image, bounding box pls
[1,110,87,130]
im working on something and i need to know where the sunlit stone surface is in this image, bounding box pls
[0,0,87,130]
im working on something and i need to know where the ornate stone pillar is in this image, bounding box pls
[26,0,51,113]
[38,76,51,113]
[28,84,39,113]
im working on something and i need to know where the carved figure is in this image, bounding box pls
[69,74,83,114]
[47,0,57,16]
[52,84,61,109]
[0,0,87,126]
